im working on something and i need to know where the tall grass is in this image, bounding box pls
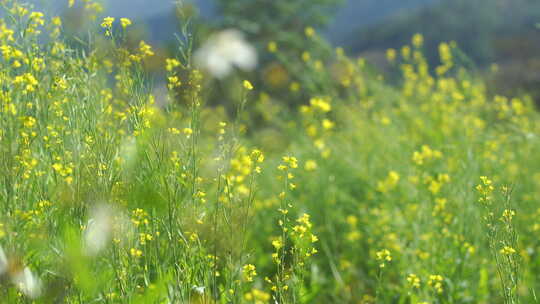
[0,1,539,303]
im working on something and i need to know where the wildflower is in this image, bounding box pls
[375,249,392,268]
[407,273,421,288]
[243,80,253,90]
[427,275,444,294]
[120,18,132,29]
[386,49,397,62]
[302,51,311,62]
[322,119,335,130]
[101,17,114,36]
[476,176,494,203]
[305,26,315,37]
[130,248,142,258]
[192,285,205,295]
[412,33,424,48]
[412,145,442,165]
[194,29,257,78]
[500,246,516,255]
[242,264,257,282]
[12,267,42,299]
[165,58,181,72]
[502,209,515,221]
[138,41,154,57]
[272,238,283,250]
[244,289,271,302]
[304,160,317,171]
[377,171,400,193]
[183,127,193,137]
[0,245,7,275]
[168,76,181,89]
[84,204,114,255]
[309,97,331,113]
[267,41,277,53]
[290,81,300,92]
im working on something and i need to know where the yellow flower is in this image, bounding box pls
[101,17,114,29]
[407,273,421,288]
[165,58,181,72]
[183,127,193,137]
[267,41,277,53]
[322,119,335,130]
[386,48,397,62]
[500,246,516,255]
[120,18,132,29]
[139,41,154,57]
[375,249,392,268]
[101,17,115,36]
[305,26,315,37]
[428,274,444,294]
[304,160,317,171]
[242,264,257,282]
[243,80,253,90]
[302,51,311,62]
[412,33,424,48]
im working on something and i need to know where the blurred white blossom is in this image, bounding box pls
[84,204,114,256]
[83,204,131,256]
[192,285,205,295]
[194,29,257,78]
[0,245,7,275]
[12,267,42,299]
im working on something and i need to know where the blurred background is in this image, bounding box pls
[30,0,540,103]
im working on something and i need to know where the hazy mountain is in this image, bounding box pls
[346,0,540,63]
[326,0,440,44]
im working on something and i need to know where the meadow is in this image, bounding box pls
[0,1,539,303]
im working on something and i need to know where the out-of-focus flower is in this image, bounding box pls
[120,18,132,29]
[194,29,257,78]
[101,17,114,29]
[84,204,114,256]
[243,80,253,90]
[83,204,131,256]
[192,285,205,295]
[12,267,41,299]
[0,245,7,275]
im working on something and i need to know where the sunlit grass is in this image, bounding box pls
[0,1,539,303]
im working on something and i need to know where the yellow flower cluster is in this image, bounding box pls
[375,249,392,268]
[427,274,444,294]
[377,171,400,193]
[242,264,257,282]
[476,176,494,203]
[412,145,442,165]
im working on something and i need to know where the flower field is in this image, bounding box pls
[0,1,539,303]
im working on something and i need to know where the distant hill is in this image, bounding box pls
[346,0,540,64]
[326,0,440,44]
[345,0,540,100]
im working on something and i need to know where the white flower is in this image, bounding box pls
[84,204,114,256]
[0,245,7,275]
[12,267,42,299]
[83,204,131,256]
[192,285,205,295]
[194,29,257,78]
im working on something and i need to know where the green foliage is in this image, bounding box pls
[208,0,344,109]
[1,1,540,303]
